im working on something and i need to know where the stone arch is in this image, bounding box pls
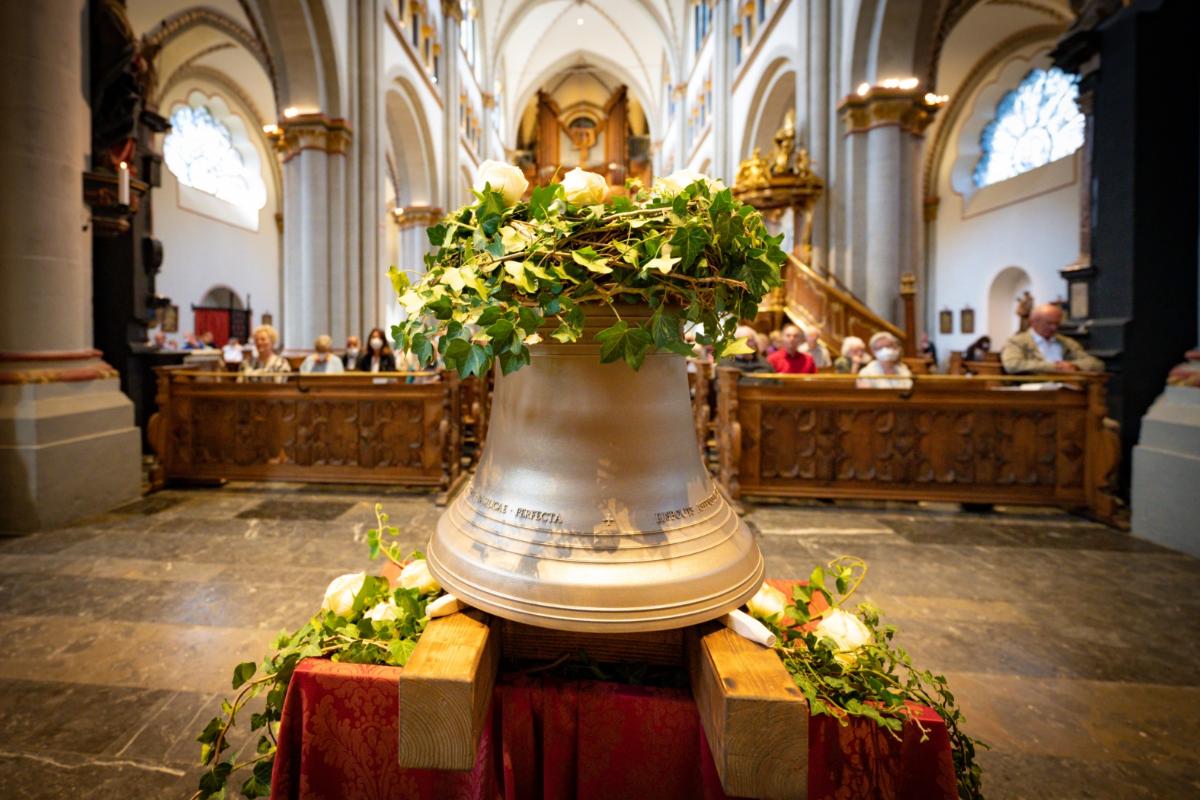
[987,266,1031,344]
[141,6,279,104]
[921,25,1066,203]
[740,56,796,161]
[849,0,944,87]
[385,77,438,206]
[254,0,342,115]
[201,285,245,309]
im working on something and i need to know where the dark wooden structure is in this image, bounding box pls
[715,368,1120,520]
[147,368,466,497]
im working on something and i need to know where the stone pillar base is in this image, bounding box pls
[1131,386,1200,557]
[0,371,140,532]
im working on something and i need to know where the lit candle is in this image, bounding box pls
[118,161,130,205]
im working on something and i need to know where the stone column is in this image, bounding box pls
[0,0,141,530]
[276,115,352,350]
[440,1,463,209]
[356,0,385,332]
[804,0,831,275]
[710,0,732,182]
[838,85,941,323]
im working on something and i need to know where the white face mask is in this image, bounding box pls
[369,337,383,351]
[875,347,900,363]
[346,347,359,358]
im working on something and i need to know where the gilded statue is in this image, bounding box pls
[770,110,796,175]
[735,147,769,189]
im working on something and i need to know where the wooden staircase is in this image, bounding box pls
[758,255,914,356]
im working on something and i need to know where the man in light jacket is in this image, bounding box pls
[1001,303,1104,374]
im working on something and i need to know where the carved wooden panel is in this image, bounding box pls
[716,369,1118,518]
[152,370,461,488]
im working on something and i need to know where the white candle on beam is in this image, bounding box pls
[118,161,130,205]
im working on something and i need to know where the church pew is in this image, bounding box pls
[147,366,466,499]
[714,368,1119,520]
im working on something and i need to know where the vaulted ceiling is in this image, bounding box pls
[484,0,680,138]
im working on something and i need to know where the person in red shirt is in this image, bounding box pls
[767,323,816,374]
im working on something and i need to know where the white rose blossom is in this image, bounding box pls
[364,599,401,622]
[745,582,788,623]
[815,608,873,665]
[560,167,610,206]
[474,159,529,206]
[653,168,724,197]
[321,572,366,617]
[399,559,441,595]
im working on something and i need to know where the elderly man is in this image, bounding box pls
[342,335,361,371]
[800,325,832,369]
[719,325,775,374]
[1001,303,1104,374]
[300,334,345,374]
[767,323,816,374]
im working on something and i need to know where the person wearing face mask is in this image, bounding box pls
[342,335,361,370]
[856,332,913,390]
[356,327,397,373]
[300,334,345,374]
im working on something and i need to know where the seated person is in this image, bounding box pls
[299,334,345,374]
[719,325,775,374]
[919,332,938,366]
[150,331,168,350]
[856,332,913,390]
[767,323,816,374]
[800,325,832,369]
[238,325,291,382]
[356,328,397,372]
[199,331,216,349]
[181,333,201,350]
[221,337,244,366]
[834,336,872,374]
[342,335,361,370]
[964,335,992,363]
[1001,303,1104,374]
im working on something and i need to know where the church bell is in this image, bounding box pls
[426,307,765,632]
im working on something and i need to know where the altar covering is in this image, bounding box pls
[270,658,957,800]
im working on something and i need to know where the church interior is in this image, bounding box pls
[1,1,1198,798]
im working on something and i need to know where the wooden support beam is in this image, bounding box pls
[688,623,808,799]
[501,619,684,667]
[398,610,499,770]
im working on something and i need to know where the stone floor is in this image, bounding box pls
[0,483,1197,799]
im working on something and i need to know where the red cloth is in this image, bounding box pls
[768,349,816,374]
[271,659,956,800]
[193,308,230,347]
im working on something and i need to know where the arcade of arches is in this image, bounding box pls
[0,1,1199,797]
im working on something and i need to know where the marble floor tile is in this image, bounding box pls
[0,486,1195,798]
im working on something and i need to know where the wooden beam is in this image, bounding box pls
[501,619,684,667]
[688,623,808,799]
[398,610,499,770]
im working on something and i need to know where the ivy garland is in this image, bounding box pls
[389,174,787,377]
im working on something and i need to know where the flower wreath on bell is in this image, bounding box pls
[389,160,786,377]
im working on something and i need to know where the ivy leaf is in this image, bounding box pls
[231,661,256,690]
[409,332,434,365]
[643,243,681,274]
[529,183,558,220]
[499,347,530,374]
[461,343,490,378]
[386,266,409,295]
[596,321,654,370]
[503,261,537,292]
[426,223,447,246]
[486,318,516,351]
[517,306,543,334]
[476,306,504,327]
[669,224,710,272]
[572,246,613,274]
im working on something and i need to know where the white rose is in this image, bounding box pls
[653,168,718,197]
[745,582,788,623]
[474,159,529,206]
[321,572,366,617]
[364,599,401,622]
[815,608,873,656]
[560,167,609,205]
[399,559,441,595]
[426,594,462,618]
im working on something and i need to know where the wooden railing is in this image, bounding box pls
[782,255,908,355]
[715,369,1119,520]
[147,367,467,499]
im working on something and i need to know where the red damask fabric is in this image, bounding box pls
[271,658,955,800]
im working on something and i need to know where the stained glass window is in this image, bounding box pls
[974,67,1084,187]
[163,105,266,211]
